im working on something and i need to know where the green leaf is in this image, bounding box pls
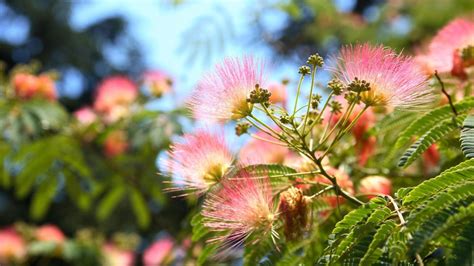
[129,188,151,229]
[460,115,474,158]
[191,213,209,242]
[96,185,126,221]
[398,116,463,167]
[30,176,58,220]
[241,164,299,191]
[447,220,474,265]
[389,97,474,162]
[402,160,474,206]
[359,220,397,265]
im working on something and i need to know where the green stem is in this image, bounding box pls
[303,65,317,134]
[292,74,305,118]
[308,185,334,199]
[321,105,368,159]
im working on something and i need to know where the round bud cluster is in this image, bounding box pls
[307,53,324,67]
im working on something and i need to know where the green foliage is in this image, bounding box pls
[0,99,68,142]
[1,135,94,219]
[398,115,463,167]
[461,115,474,159]
[388,97,474,165]
[316,158,474,265]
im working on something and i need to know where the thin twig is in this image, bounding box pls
[435,70,458,116]
[386,195,424,266]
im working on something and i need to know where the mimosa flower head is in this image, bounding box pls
[94,76,138,123]
[239,130,290,165]
[189,56,265,123]
[330,44,432,110]
[142,70,173,97]
[358,176,392,199]
[202,170,278,250]
[421,18,474,74]
[163,129,233,194]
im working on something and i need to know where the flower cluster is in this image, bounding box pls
[189,56,265,123]
[330,44,433,109]
[12,72,57,101]
[416,18,474,78]
[166,38,447,258]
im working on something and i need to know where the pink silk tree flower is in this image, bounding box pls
[267,82,287,105]
[13,73,57,101]
[0,228,26,263]
[189,56,265,123]
[330,44,432,110]
[358,176,392,199]
[94,76,138,123]
[35,224,66,244]
[74,107,97,125]
[418,18,474,76]
[202,170,278,250]
[143,237,174,266]
[102,243,135,266]
[163,129,234,194]
[142,70,173,97]
[239,130,290,165]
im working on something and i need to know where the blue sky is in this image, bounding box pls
[70,0,299,103]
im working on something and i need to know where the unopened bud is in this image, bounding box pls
[298,66,311,76]
[348,77,371,93]
[307,54,324,67]
[328,78,345,95]
[248,84,271,104]
[330,100,342,114]
[235,122,251,136]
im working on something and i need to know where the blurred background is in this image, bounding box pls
[0,0,472,265]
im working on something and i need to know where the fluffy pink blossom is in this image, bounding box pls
[189,56,265,123]
[142,70,173,97]
[13,73,57,101]
[267,82,287,105]
[358,176,392,199]
[330,44,432,109]
[74,107,97,125]
[102,244,135,266]
[143,237,174,266]
[202,171,278,249]
[163,129,234,194]
[239,130,290,165]
[35,224,66,244]
[94,76,138,123]
[0,228,26,263]
[417,18,474,75]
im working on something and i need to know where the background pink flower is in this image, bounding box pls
[142,70,173,97]
[94,76,138,123]
[358,176,392,199]
[35,224,66,244]
[74,107,97,125]
[143,237,174,266]
[239,130,290,165]
[102,243,135,266]
[418,18,474,75]
[13,73,57,101]
[0,228,26,263]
